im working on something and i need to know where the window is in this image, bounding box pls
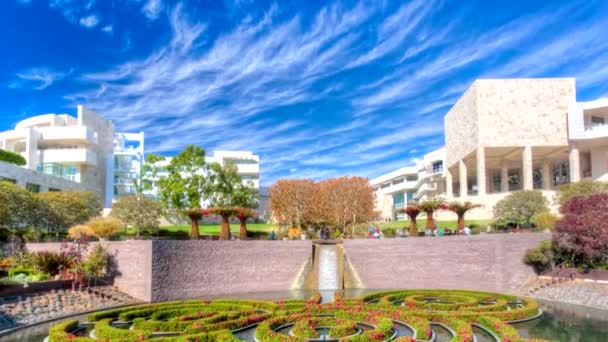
[591,116,605,126]
[26,183,40,193]
[406,175,418,181]
[392,178,404,185]
[380,183,390,189]
[432,161,443,174]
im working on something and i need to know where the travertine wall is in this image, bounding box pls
[26,240,310,302]
[445,78,575,168]
[26,241,152,301]
[343,233,549,294]
[150,240,311,302]
[444,82,479,168]
[476,79,573,148]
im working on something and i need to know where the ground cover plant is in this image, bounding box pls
[47,289,551,341]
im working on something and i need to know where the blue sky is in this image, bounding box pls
[1,0,608,185]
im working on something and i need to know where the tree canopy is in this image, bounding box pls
[36,191,101,232]
[269,177,375,231]
[555,180,608,206]
[110,195,164,237]
[493,190,548,226]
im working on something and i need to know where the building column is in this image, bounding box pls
[542,160,552,190]
[476,147,486,196]
[500,161,509,192]
[459,160,467,198]
[569,144,581,182]
[445,169,453,199]
[523,145,533,190]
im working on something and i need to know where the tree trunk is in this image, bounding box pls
[219,214,231,240]
[457,214,465,232]
[409,217,418,236]
[190,217,200,240]
[239,218,248,240]
[426,211,435,229]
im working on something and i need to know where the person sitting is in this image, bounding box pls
[463,226,471,235]
[437,228,444,236]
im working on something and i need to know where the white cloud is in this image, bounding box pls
[79,14,100,28]
[142,0,163,20]
[101,24,113,34]
[62,1,608,184]
[13,68,71,90]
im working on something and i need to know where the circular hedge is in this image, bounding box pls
[47,289,548,341]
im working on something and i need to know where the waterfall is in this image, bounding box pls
[317,245,338,303]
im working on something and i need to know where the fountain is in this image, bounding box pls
[317,244,339,303]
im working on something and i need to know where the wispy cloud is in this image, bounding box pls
[79,14,100,28]
[142,0,163,20]
[57,1,608,184]
[101,24,113,34]
[11,68,71,90]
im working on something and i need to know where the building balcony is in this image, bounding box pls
[38,126,98,145]
[236,163,259,175]
[39,148,97,166]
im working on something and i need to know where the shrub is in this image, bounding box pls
[553,193,608,269]
[85,216,124,240]
[493,190,548,227]
[68,224,91,240]
[82,244,109,278]
[31,251,72,276]
[110,195,164,237]
[37,191,101,232]
[532,211,559,230]
[0,149,26,166]
[0,181,46,230]
[523,240,554,274]
[556,180,608,206]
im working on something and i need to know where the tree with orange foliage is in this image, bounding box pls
[269,179,316,229]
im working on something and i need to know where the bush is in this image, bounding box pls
[553,193,608,269]
[556,180,608,206]
[82,244,109,278]
[0,181,46,231]
[110,195,164,237]
[0,149,26,166]
[84,216,124,240]
[493,190,548,227]
[37,191,101,233]
[532,211,559,230]
[31,251,72,276]
[523,240,554,274]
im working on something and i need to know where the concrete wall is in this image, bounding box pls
[445,83,479,168]
[0,160,93,193]
[26,240,311,303]
[150,240,310,301]
[476,78,573,148]
[26,241,153,302]
[590,146,608,181]
[343,233,549,294]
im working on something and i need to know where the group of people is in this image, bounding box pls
[367,226,383,239]
[319,226,332,240]
[424,225,471,237]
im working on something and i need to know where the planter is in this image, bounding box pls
[0,279,73,297]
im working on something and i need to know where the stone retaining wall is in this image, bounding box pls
[150,240,311,302]
[343,233,549,294]
[25,240,311,302]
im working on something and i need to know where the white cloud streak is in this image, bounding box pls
[57,1,608,184]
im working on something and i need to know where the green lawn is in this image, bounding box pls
[159,223,275,236]
[141,219,493,237]
[375,219,494,232]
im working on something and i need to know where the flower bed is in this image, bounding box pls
[46,290,552,341]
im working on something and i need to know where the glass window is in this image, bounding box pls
[406,175,418,181]
[432,161,443,174]
[26,183,40,193]
[591,116,605,126]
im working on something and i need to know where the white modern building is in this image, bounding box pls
[372,78,608,220]
[0,106,145,208]
[371,148,446,221]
